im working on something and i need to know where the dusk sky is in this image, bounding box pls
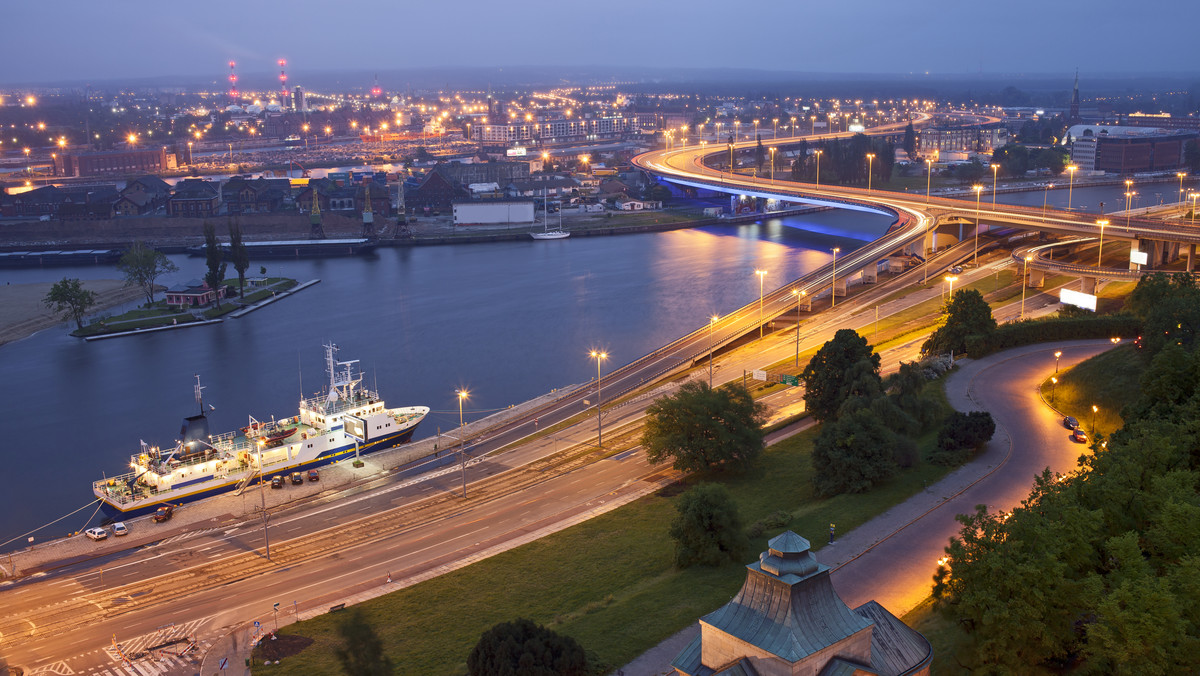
[4,0,1198,85]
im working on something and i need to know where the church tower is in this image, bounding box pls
[1068,69,1082,126]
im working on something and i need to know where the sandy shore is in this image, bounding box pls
[0,279,145,347]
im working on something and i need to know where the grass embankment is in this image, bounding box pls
[259,386,955,675]
[901,344,1143,674]
[72,306,198,336]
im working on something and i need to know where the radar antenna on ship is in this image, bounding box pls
[194,374,205,415]
[325,342,363,403]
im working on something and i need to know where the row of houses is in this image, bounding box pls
[1,174,392,221]
[404,161,654,214]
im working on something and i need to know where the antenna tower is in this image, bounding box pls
[228,61,239,102]
[278,59,289,106]
[309,184,326,240]
[362,182,374,237]
[371,73,382,98]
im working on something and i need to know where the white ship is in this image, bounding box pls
[94,344,429,518]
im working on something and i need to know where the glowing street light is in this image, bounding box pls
[831,248,841,307]
[589,351,608,449]
[991,163,999,210]
[944,275,959,305]
[1066,165,1078,211]
[866,153,876,192]
[457,389,469,498]
[791,289,806,366]
[1178,172,1187,202]
[1054,350,1062,373]
[755,270,767,339]
[1096,219,1109,267]
[708,316,719,387]
[1042,183,1055,222]
[972,184,984,267]
[1020,255,1033,320]
[768,147,776,184]
[1091,404,1098,436]
[925,159,933,203]
[814,149,822,189]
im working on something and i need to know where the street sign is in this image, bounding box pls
[780,375,799,387]
[254,620,260,628]
[219,657,229,669]
[752,370,767,381]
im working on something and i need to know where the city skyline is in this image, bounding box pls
[4,0,1199,85]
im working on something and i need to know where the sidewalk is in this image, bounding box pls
[612,339,1114,676]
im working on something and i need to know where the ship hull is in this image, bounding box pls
[97,422,421,520]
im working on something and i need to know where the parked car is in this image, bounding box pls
[1072,428,1088,443]
[112,522,129,536]
[270,475,284,489]
[949,265,964,274]
[153,504,175,522]
[1063,416,1079,430]
[290,472,304,485]
[85,527,109,541]
[307,469,320,482]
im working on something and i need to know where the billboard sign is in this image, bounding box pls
[1130,250,1148,265]
[506,147,527,157]
[344,414,368,442]
[1060,288,1097,312]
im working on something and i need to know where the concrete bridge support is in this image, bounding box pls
[1026,268,1045,288]
[1081,276,1097,295]
[797,295,812,312]
[833,277,848,298]
[1189,244,1196,273]
[861,266,877,284]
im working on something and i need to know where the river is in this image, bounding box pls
[0,208,889,550]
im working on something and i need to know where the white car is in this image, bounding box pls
[85,527,109,541]
[113,522,129,536]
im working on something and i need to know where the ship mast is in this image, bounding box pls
[194,374,205,415]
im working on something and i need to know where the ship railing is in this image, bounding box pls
[301,389,381,416]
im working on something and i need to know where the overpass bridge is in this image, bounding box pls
[633,121,1200,302]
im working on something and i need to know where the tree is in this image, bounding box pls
[228,218,250,299]
[755,134,765,171]
[991,144,1030,178]
[643,382,766,473]
[117,242,178,306]
[668,483,748,567]
[801,329,880,423]
[922,288,996,356]
[334,610,392,676]
[43,277,97,331]
[467,618,587,676]
[202,222,227,309]
[810,406,900,495]
[902,121,916,158]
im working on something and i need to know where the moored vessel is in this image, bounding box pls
[93,344,428,518]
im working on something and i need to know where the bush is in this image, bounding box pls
[964,315,1141,357]
[932,411,996,466]
[668,483,748,567]
[467,618,588,676]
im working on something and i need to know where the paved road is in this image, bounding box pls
[617,339,1114,676]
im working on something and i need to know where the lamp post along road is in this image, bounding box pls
[1067,165,1077,211]
[831,248,840,307]
[991,164,999,210]
[925,159,933,203]
[755,270,767,339]
[457,389,469,498]
[1042,183,1054,222]
[866,153,875,192]
[709,316,718,387]
[814,149,822,189]
[590,351,608,449]
[1055,350,1062,373]
[972,184,983,268]
[1097,219,1109,267]
[791,289,805,366]
[1021,255,1032,319]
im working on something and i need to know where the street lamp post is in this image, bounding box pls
[1054,350,1062,373]
[831,248,840,307]
[1066,165,1078,211]
[1042,183,1054,222]
[728,142,734,177]
[590,351,608,449]
[814,149,822,189]
[709,316,718,387]
[1091,404,1098,437]
[768,147,776,184]
[866,153,875,192]
[457,389,469,498]
[925,159,933,203]
[1050,376,1057,403]
[991,163,999,210]
[791,289,805,366]
[945,275,959,306]
[1178,172,1187,203]
[791,116,797,138]
[1097,219,1109,267]
[1020,255,1033,320]
[755,269,767,339]
[1124,190,1134,229]
[972,184,984,268]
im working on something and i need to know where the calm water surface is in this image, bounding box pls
[0,209,890,548]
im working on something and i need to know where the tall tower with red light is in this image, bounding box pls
[228,61,239,102]
[278,59,289,107]
[371,73,382,98]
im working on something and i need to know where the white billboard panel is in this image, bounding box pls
[1130,250,1148,265]
[1060,288,1097,311]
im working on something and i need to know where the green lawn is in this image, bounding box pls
[257,385,956,675]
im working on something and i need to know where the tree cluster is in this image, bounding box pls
[202,222,228,309]
[991,143,1068,179]
[933,273,1200,673]
[43,277,96,330]
[467,618,588,676]
[803,330,939,495]
[643,381,766,474]
[117,242,177,306]
[922,288,997,357]
[789,134,895,187]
